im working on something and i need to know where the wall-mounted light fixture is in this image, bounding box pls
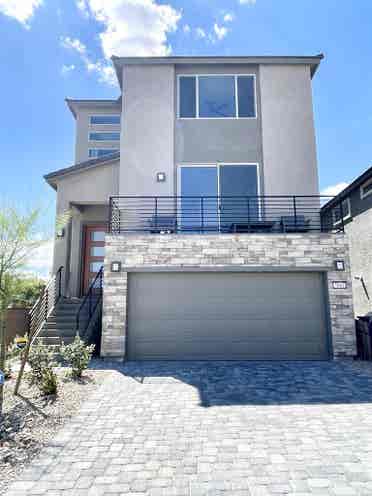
[334,260,345,271]
[156,172,166,183]
[56,228,65,239]
[111,261,122,273]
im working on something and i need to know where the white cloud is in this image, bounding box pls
[214,23,228,41]
[60,36,116,85]
[24,239,54,279]
[76,0,90,17]
[183,23,190,34]
[84,0,181,58]
[321,182,349,197]
[195,27,206,39]
[239,0,256,4]
[61,36,87,55]
[61,64,76,75]
[0,0,42,27]
[223,13,234,22]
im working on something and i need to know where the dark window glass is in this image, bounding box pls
[90,115,120,125]
[199,76,235,118]
[362,181,372,197]
[179,77,196,118]
[333,199,350,224]
[89,148,119,158]
[89,132,120,141]
[237,76,256,117]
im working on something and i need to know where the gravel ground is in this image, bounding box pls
[0,361,109,495]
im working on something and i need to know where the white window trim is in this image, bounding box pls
[177,74,257,120]
[88,132,120,142]
[360,177,372,199]
[333,197,351,225]
[177,162,261,229]
[89,114,121,126]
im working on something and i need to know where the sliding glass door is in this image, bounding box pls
[219,164,259,230]
[179,166,218,232]
[179,164,258,232]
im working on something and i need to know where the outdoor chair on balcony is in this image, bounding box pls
[280,215,311,233]
[148,215,177,234]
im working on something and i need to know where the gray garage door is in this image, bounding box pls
[127,272,329,361]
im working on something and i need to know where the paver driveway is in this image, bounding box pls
[6,361,372,496]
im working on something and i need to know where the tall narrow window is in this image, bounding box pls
[237,76,256,118]
[179,76,196,118]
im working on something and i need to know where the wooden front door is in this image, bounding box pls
[82,225,106,294]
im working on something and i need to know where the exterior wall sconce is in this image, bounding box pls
[111,261,122,273]
[156,172,166,183]
[56,228,65,239]
[335,260,345,271]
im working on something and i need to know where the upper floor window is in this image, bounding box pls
[360,177,372,199]
[89,148,119,158]
[178,75,256,119]
[333,198,351,225]
[89,132,120,141]
[90,115,121,125]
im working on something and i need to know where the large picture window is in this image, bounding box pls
[178,75,256,119]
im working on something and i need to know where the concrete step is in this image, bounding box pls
[40,328,77,338]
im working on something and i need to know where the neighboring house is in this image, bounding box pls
[44,54,356,361]
[321,166,372,318]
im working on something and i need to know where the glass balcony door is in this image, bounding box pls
[179,166,218,232]
[219,164,259,231]
[179,164,259,232]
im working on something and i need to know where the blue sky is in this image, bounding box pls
[0,0,371,275]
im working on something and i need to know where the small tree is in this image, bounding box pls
[0,206,42,414]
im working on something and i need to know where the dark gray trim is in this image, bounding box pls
[118,265,333,273]
[66,97,122,118]
[112,54,324,89]
[323,272,334,360]
[44,152,120,189]
[322,165,372,211]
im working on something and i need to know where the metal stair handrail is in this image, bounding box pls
[14,266,64,394]
[76,266,104,338]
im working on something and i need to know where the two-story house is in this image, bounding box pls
[322,166,372,318]
[43,55,356,362]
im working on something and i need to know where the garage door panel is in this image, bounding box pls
[127,272,329,360]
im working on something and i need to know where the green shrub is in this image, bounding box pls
[27,342,58,395]
[60,336,95,379]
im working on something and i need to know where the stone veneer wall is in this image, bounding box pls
[102,233,356,360]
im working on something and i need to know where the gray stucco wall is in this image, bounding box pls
[74,104,121,163]
[344,208,372,316]
[52,161,119,296]
[119,64,175,196]
[175,65,263,185]
[119,61,319,198]
[102,233,356,360]
[260,65,319,195]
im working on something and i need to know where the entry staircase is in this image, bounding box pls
[28,266,103,353]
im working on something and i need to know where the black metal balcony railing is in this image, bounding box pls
[109,196,344,235]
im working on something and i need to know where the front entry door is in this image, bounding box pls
[82,225,106,295]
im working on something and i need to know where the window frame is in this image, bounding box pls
[360,177,372,200]
[177,74,257,120]
[89,114,121,125]
[88,132,120,142]
[88,148,119,158]
[333,197,351,225]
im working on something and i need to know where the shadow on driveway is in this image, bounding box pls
[91,360,372,407]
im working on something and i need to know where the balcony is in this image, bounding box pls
[109,196,344,235]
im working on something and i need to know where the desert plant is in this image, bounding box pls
[60,336,95,378]
[27,342,58,395]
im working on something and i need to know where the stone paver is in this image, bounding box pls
[6,361,372,496]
